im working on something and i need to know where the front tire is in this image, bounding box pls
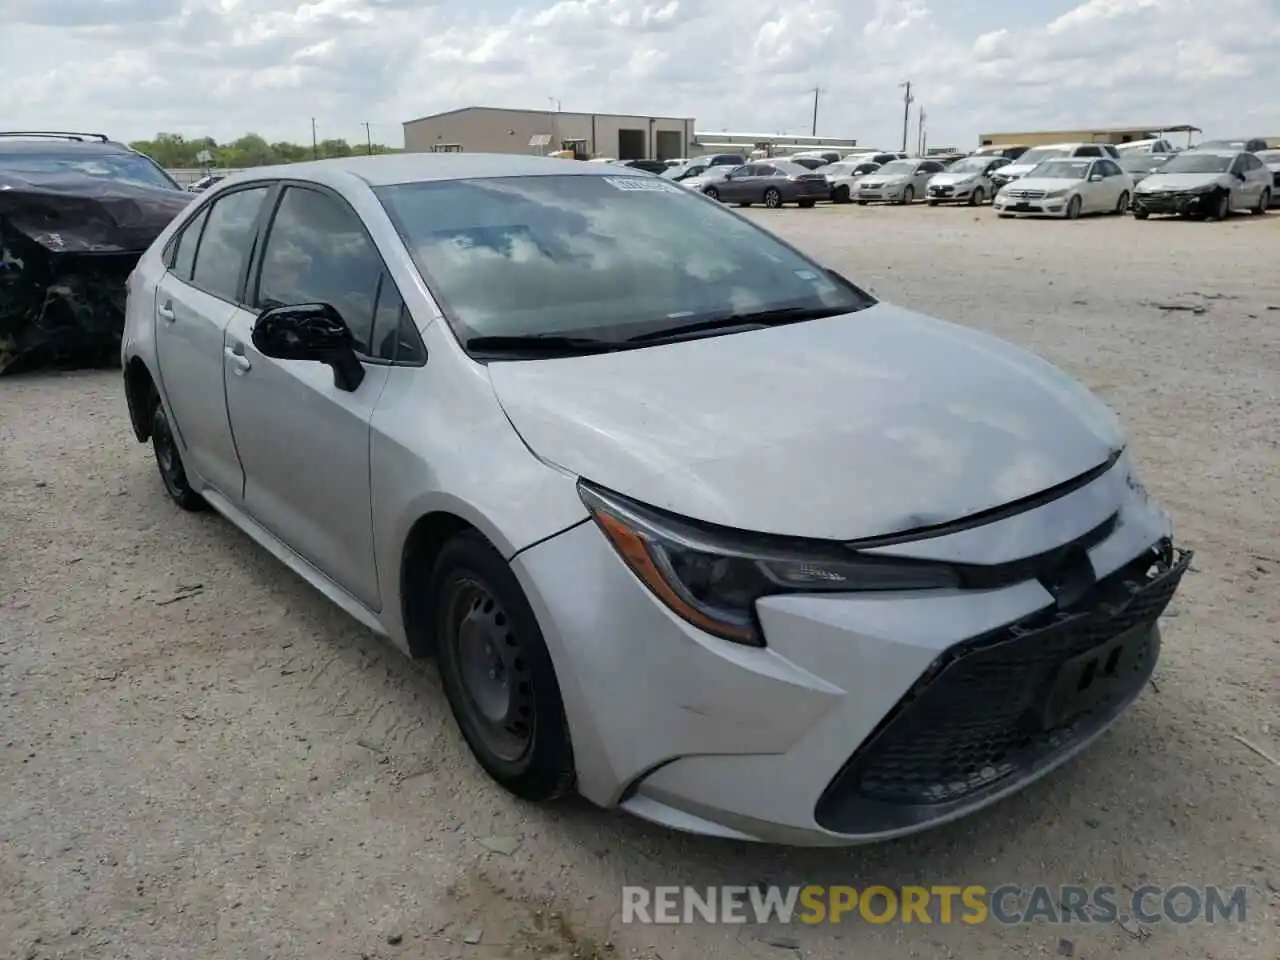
[150,396,205,511]
[797,198,816,208]
[1253,190,1270,215]
[703,186,719,201]
[1114,191,1130,214]
[1133,209,1150,220]
[1065,195,1082,220]
[968,187,985,206]
[763,187,783,208]
[430,532,575,802]
[832,185,850,203]
[898,185,914,205]
[1209,191,1229,221]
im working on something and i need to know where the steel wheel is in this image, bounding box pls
[151,398,204,511]
[429,532,575,801]
[1253,190,1269,215]
[443,578,534,763]
[764,187,782,208]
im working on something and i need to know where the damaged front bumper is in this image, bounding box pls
[1131,190,1216,217]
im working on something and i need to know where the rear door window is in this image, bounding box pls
[169,207,210,282]
[190,186,271,303]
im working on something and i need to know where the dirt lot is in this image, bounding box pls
[2,203,1278,960]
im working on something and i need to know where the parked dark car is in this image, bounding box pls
[0,132,190,375]
[714,160,830,208]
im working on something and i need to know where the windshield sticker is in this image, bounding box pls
[603,177,681,193]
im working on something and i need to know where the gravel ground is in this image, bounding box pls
[2,203,1278,960]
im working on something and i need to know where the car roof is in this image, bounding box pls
[0,136,134,157]
[216,152,677,190]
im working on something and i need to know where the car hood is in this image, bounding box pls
[1002,177,1082,192]
[1136,172,1228,192]
[0,170,192,253]
[930,171,980,186]
[487,303,1124,540]
[994,163,1037,178]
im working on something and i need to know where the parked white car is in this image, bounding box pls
[1115,138,1175,156]
[989,143,1122,191]
[855,157,948,205]
[117,152,1190,846]
[925,155,1011,206]
[1130,149,1272,220]
[817,158,882,203]
[1257,149,1280,207]
[993,157,1134,219]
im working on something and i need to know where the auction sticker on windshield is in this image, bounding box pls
[603,177,682,193]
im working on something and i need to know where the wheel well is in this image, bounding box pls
[125,357,158,442]
[400,512,479,659]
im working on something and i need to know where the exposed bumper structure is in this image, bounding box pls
[1131,190,1216,216]
[512,455,1185,846]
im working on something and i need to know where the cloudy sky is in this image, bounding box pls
[2,0,1278,150]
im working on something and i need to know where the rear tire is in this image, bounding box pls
[150,396,205,512]
[1209,191,1229,221]
[430,532,575,802]
[898,185,914,205]
[833,185,850,203]
[968,187,985,206]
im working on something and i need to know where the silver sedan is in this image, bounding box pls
[120,153,1189,846]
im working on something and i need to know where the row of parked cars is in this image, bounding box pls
[660,137,1280,221]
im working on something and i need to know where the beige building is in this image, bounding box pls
[403,106,696,161]
[977,125,1201,148]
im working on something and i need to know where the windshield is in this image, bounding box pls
[1015,147,1070,167]
[877,160,917,175]
[1027,159,1092,180]
[1119,154,1167,172]
[947,157,994,174]
[1157,152,1233,174]
[0,149,179,190]
[820,161,868,176]
[375,174,867,344]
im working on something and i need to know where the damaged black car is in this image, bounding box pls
[0,132,192,376]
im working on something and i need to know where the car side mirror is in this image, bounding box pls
[1089,174,1104,182]
[252,302,366,392]
[1234,171,1246,180]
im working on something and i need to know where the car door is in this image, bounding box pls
[153,185,272,501]
[1095,159,1127,207]
[1077,161,1106,211]
[221,183,395,611]
[1240,153,1267,204]
[1227,154,1251,208]
[719,164,754,201]
[915,161,943,193]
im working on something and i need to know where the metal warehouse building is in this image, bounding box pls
[978,125,1201,148]
[403,106,696,161]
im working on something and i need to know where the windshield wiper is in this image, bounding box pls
[465,334,627,356]
[625,305,851,344]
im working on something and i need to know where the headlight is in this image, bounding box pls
[1045,189,1069,199]
[579,482,960,646]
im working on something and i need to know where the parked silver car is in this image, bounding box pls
[714,159,830,208]
[1131,149,1272,220]
[855,157,947,204]
[925,155,1010,205]
[121,153,1189,847]
[676,164,735,198]
[815,158,881,203]
[1256,149,1280,206]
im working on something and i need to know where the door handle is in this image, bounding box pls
[157,301,176,322]
[224,346,251,373]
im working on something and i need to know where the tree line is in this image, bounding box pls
[127,133,400,169]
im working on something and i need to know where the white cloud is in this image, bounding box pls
[0,0,1276,150]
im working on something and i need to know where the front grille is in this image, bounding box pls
[1006,189,1046,201]
[930,185,953,196]
[814,542,1190,833]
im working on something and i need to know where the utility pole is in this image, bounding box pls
[311,117,318,160]
[361,121,373,155]
[898,81,913,153]
[811,86,821,137]
[917,107,926,156]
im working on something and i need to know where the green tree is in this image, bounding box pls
[128,133,401,169]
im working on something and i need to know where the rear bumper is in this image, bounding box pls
[512,459,1185,846]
